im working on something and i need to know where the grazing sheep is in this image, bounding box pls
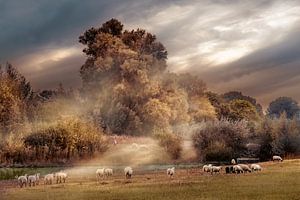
[104,168,113,178]
[131,143,139,149]
[124,166,133,179]
[203,164,212,173]
[273,155,283,162]
[28,173,40,187]
[231,159,236,165]
[211,166,222,174]
[96,168,105,181]
[250,164,262,172]
[55,172,67,184]
[233,165,243,174]
[225,166,234,174]
[44,173,54,185]
[131,143,149,150]
[17,174,28,188]
[238,164,252,173]
[167,167,175,178]
[139,144,149,150]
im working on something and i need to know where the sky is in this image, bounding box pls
[1,0,300,107]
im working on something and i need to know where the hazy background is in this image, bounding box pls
[1,0,300,107]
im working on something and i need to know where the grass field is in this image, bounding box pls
[2,159,300,200]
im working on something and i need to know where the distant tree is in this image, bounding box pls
[267,97,300,119]
[223,91,263,115]
[228,99,260,121]
[0,63,32,133]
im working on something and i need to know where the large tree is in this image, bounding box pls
[267,97,300,119]
[78,19,212,135]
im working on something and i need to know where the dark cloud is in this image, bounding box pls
[1,0,300,107]
[200,23,300,106]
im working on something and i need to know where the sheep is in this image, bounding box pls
[250,164,262,172]
[138,144,149,150]
[104,168,113,178]
[203,164,212,173]
[231,159,236,165]
[131,143,149,150]
[124,166,133,179]
[238,164,252,173]
[44,173,54,185]
[233,165,244,174]
[96,168,105,181]
[55,172,67,184]
[131,143,139,149]
[225,166,234,174]
[273,155,283,162]
[17,174,28,188]
[167,167,175,178]
[211,166,222,174]
[28,173,40,187]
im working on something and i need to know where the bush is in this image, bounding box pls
[24,117,108,162]
[154,129,183,159]
[257,115,300,160]
[0,117,108,165]
[192,119,249,161]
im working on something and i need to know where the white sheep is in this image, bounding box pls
[44,173,54,185]
[231,159,236,165]
[124,166,133,179]
[104,168,113,178]
[28,173,40,187]
[131,143,139,149]
[167,167,175,178]
[233,165,244,174]
[238,164,252,173]
[211,166,222,174]
[203,164,212,173]
[17,174,28,188]
[96,168,105,181]
[55,172,67,184]
[250,164,262,172]
[273,155,283,162]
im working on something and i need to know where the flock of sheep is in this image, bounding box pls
[16,172,67,188]
[14,155,283,188]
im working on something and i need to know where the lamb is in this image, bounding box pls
[44,173,54,185]
[211,166,222,174]
[17,174,28,188]
[250,164,262,172]
[167,167,175,178]
[273,155,283,162]
[124,166,133,179]
[233,165,243,174]
[231,159,236,165]
[238,164,252,173]
[28,173,40,187]
[203,164,212,173]
[55,172,67,184]
[104,168,113,178]
[96,168,105,181]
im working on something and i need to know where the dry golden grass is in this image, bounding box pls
[2,159,300,200]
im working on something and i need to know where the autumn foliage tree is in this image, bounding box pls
[78,19,212,139]
[0,64,32,133]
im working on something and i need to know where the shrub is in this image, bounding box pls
[192,119,249,161]
[154,129,183,159]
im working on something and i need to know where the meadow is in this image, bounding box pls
[2,159,300,200]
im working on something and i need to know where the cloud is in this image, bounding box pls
[200,23,300,106]
[1,0,300,107]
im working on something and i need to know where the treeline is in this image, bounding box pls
[1,19,300,165]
